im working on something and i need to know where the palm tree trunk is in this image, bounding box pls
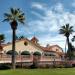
[66,36,71,59]
[12,29,16,69]
[65,39,67,54]
[67,37,69,51]
[0,41,1,46]
[64,39,67,67]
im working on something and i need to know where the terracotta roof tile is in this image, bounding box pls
[2,37,64,55]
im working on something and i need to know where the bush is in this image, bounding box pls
[55,65,65,68]
[30,64,38,69]
[0,64,11,70]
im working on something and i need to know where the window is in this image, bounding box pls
[6,50,18,55]
[44,51,56,57]
[33,51,41,56]
[24,41,28,46]
[21,51,30,55]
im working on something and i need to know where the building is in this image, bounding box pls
[0,37,64,65]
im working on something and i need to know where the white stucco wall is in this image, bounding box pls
[3,40,43,54]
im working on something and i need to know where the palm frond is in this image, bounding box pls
[10,8,14,15]
[3,8,25,24]
[14,9,18,15]
[3,13,13,22]
[4,13,12,18]
[3,18,10,22]
[18,19,25,24]
[59,24,74,37]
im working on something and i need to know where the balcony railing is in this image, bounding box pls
[0,54,63,64]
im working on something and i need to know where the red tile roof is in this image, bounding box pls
[40,45,64,55]
[2,37,64,55]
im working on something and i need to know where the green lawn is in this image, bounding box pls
[0,68,75,75]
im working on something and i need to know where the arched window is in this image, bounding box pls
[6,50,18,55]
[44,51,56,57]
[21,51,30,55]
[45,53,55,56]
[33,51,41,56]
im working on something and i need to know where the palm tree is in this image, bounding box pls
[3,8,25,69]
[59,24,74,59]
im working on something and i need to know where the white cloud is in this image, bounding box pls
[38,34,66,50]
[5,2,75,52]
[29,2,75,51]
[52,3,64,13]
[31,11,44,19]
[31,2,46,10]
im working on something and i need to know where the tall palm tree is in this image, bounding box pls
[3,8,25,69]
[59,24,74,59]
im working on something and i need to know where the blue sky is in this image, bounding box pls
[0,0,75,51]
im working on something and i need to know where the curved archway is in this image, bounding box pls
[33,51,41,56]
[21,51,30,55]
[6,50,18,55]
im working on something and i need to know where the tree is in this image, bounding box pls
[19,35,25,40]
[0,34,5,45]
[3,8,25,69]
[0,34,5,52]
[59,24,74,59]
[67,42,75,59]
[15,35,19,40]
[15,35,25,40]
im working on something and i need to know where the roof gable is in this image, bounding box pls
[3,38,43,52]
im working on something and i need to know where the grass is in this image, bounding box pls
[0,68,75,75]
